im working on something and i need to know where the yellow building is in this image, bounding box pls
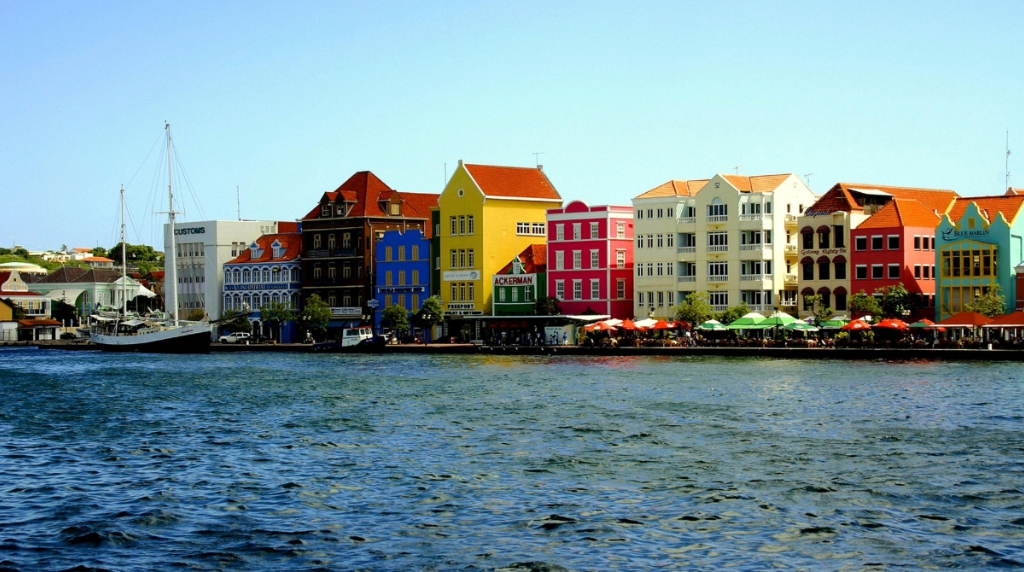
[439,161,561,340]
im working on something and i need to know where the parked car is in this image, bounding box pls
[218,332,252,344]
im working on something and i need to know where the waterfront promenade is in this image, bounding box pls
[13,339,1024,361]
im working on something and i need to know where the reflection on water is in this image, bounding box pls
[1,349,1023,570]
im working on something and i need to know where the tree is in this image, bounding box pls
[876,283,912,318]
[51,300,78,324]
[299,294,330,341]
[965,284,1006,318]
[675,291,713,326]
[219,310,252,334]
[849,290,882,320]
[380,304,411,339]
[412,296,445,342]
[3,298,26,320]
[92,246,108,258]
[260,302,295,341]
[716,302,750,325]
[804,294,834,326]
[534,296,562,316]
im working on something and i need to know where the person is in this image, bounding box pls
[562,332,568,346]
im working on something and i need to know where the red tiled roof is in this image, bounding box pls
[497,244,547,274]
[302,171,437,224]
[464,164,561,201]
[806,182,958,216]
[82,257,113,262]
[18,319,61,327]
[947,195,1024,225]
[721,174,792,193]
[226,232,302,264]
[856,199,942,230]
[1006,188,1024,196]
[634,179,709,199]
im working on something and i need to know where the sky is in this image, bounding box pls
[2,1,1022,251]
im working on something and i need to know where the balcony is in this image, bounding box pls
[306,248,359,259]
[711,304,728,312]
[784,244,798,254]
[677,275,696,283]
[677,246,696,255]
[706,215,728,223]
[707,245,728,253]
[740,274,768,281]
[784,273,798,284]
[784,214,798,226]
[708,275,728,282]
[739,214,762,222]
[678,216,696,225]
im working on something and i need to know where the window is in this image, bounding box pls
[328,264,336,280]
[709,292,728,307]
[871,236,883,250]
[321,205,330,217]
[343,233,351,249]
[666,263,673,276]
[313,265,321,279]
[834,261,846,280]
[573,251,581,270]
[616,279,625,299]
[855,236,867,251]
[667,234,674,247]
[657,208,663,218]
[451,283,458,302]
[590,222,599,238]
[616,222,625,238]
[555,251,564,271]
[708,261,728,277]
[573,223,581,240]
[636,209,643,219]
[412,270,419,285]
[459,283,466,302]
[616,250,625,268]
[525,288,532,302]
[313,234,322,249]
[647,235,654,248]
[923,265,930,279]
[511,288,518,302]
[914,264,922,279]
[833,226,845,248]
[636,265,642,277]
[818,261,830,280]
[398,271,406,286]
[656,262,664,276]
[646,263,653,276]
[532,223,545,235]
[398,246,405,261]
[385,271,393,286]
[412,295,419,309]
[707,202,727,217]
[914,236,921,250]
[647,209,654,218]
[803,261,814,281]
[467,215,474,234]
[636,235,643,249]
[888,235,899,250]
[872,265,883,279]
[450,249,457,268]
[450,216,457,236]
[385,294,392,307]
[803,232,814,249]
[855,265,867,280]
[591,280,600,300]
[573,280,582,300]
[390,203,400,215]
[556,280,565,300]
[385,247,393,261]
[459,249,466,268]
[590,250,599,268]
[459,216,466,235]
[556,224,564,241]
[467,249,474,268]
[708,232,728,248]
[835,293,847,311]
[411,245,419,260]
[924,236,932,250]
[657,291,664,306]
[818,230,830,249]
[887,264,900,279]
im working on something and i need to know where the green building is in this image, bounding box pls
[492,244,546,316]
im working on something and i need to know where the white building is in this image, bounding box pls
[164,220,281,321]
[632,174,816,318]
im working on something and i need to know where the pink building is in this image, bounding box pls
[546,201,634,318]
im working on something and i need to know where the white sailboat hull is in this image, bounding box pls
[91,323,212,353]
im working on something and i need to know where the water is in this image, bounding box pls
[1,349,1023,570]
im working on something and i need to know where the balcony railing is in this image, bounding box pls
[740,274,768,281]
[708,275,728,282]
[677,275,696,282]
[307,248,359,258]
[739,214,763,221]
[740,244,767,251]
[706,215,728,223]
[711,304,728,312]
[707,245,728,253]
[677,246,696,254]
[678,216,696,224]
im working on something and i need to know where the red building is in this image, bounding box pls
[850,199,941,320]
[545,201,634,318]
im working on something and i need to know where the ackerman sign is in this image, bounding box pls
[493,274,536,287]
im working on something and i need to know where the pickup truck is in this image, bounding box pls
[218,332,252,344]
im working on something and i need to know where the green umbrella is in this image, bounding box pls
[726,312,767,330]
[820,317,849,329]
[909,319,936,329]
[695,319,726,331]
[761,311,797,327]
[784,321,819,332]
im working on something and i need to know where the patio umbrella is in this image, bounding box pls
[761,311,797,327]
[841,319,872,331]
[820,317,849,329]
[634,318,658,329]
[874,318,910,330]
[784,321,819,332]
[584,322,617,332]
[727,312,766,329]
[619,319,638,331]
[695,319,726,332]
[652,320,673,330]
[909,319,935,329]
[937,311,993,328]
[983,311,1024,328]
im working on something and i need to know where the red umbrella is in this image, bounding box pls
[874,318,909,330]
[841,319,872,331]
[985,311,1024,327]
[652,320,673,330]
[937,311,993,327]
[619,319,638,331]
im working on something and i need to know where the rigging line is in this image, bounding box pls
[124,131,165,192]
[171,140,207,220]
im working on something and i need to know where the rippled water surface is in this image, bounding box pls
[1,349,1024,570]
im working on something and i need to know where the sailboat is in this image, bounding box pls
[90,124,212,353]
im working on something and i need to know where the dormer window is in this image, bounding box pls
[390,202,401,215]
[249,242,259,259]
[336,204,345,216]
[271,240,283,259]
[321,204,331,217]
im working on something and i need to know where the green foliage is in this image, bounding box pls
[219,310,252,334]
[716,302,750,325]
[299,294,331,338]
[876,283,911,318]
[380,304,411,337]
[92,247,109,258]
[108,243,164,265]
[964,284,1006,317]
[534,296,562,316]
[413,296,445,328]
[186,309,207,321]
[849,290,882,320]
[260,302,295,341]
[3,298,26,320]
[674,291,713,326]
[804,294,834,325]
[51,300,78,323]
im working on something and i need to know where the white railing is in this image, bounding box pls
[678,217,696,224]
[739,214,763,221]
[707,245,728,253]
[677,275,696,282]
[740,244,766,251]
[745,304,768,312]
[677,246,695,254]
[711,304,728,312]
[740,274,768,281]
[708,275,728,282]
[707,215,728,223]
[784,273,798,284]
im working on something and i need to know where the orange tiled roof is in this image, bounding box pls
[463,164,561,201]
[856,199,941,230]
[947,195,1024,225]
[1006,187,1024,196]
[806,182,958,216]
[720,174,792,193]
[633,179,709,199]
[226,231,302,264]
[496,244,547,275]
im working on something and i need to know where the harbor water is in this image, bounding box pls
[1,348,1023,570]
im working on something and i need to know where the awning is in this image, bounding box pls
[50,288,87,304]
[121,319,146,327]
[816,255,830,264]
[90,315,115,322]
[800,226,814,234]
[817,286,831,295]
[800,256,813,264]
[816,225,830,233]
[136,284,157,298]
[833,286,848,295]
[832,255,847,264]
[801,287,814,295]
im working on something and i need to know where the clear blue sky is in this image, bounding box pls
[2,1,1021,251]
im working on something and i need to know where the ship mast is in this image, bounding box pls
[120,186,127,315]
[165,122,179,326]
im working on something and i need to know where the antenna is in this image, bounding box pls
[804,173,813,188]
[733,166,740,175]
[236,185,241,220]
[1007,131,1012,191]
[533,152,544,167]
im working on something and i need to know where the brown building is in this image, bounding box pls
[300,171,438,327]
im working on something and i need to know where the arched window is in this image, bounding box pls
[262,268,271,283]
[243,269,250,283]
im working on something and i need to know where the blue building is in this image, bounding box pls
[223,223,303,342]
[374,229,431,331]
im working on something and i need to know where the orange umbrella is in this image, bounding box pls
[585,322,616,332]
[874,318,909,330]
[652,320,673,330]
[841,319,872,331]
[619,319,638,331]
